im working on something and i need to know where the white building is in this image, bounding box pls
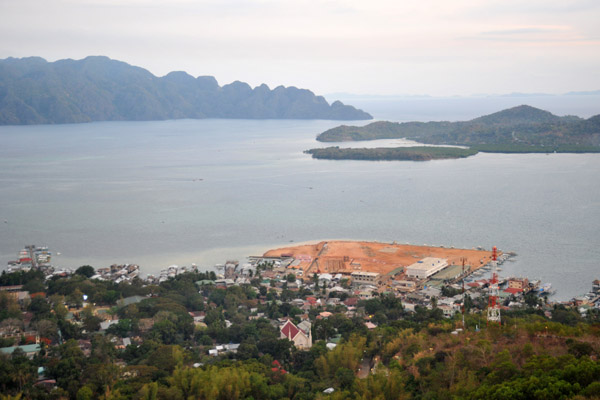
[406,258,448,279]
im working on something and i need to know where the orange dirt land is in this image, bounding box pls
[263,240,495,277]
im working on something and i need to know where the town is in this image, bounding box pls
[1,242,599,398]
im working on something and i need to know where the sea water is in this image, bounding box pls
[1,97,599,300]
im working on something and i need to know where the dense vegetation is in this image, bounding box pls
[1,268,599,399]
[0,56,372,125]
[316,106,600,149]
[304,143,600,162]
[305,146,478,161]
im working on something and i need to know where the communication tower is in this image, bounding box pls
[461,258,466,328]
[487,246,501,324]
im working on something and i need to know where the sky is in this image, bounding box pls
[1,0,599,96]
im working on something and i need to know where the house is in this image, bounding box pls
[592,279,600,294]
[117,295,146,307]
[0,344,41,359]
[188,311,205,323]
[507,277,529,291]
[208,343,240,356]
[438,304,460,318]
[394,280,417,292]
[280,320,312,349]
[100,319,119,331]
[343,297,358,307]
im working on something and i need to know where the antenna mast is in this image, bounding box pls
[487,246,501,324]
[461,258,466,328]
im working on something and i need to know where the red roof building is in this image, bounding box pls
[504,287,524,295]
[280,320,312,350]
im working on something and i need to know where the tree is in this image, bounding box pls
[106,319,134,337]
[22,279,45,294]
[0,292,21,321]
[335,367,355,389]
[524,291,540,308]
[364,299,384,315]
[34,319,58,341]
[237,342,259,360]
[81,306,101,333]
[47,340,87,398]
[146,345,183,374]
[76,385,93,400]
[75,266,95,278]
[27,297,51,320]
[67,289,84,308]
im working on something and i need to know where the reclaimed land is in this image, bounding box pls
[305,146,478,161]
[263,240,494,276]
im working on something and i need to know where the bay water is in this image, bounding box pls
[1,97,599,300]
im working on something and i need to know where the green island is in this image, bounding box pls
[306,146,478,161]
[305,144,600,162]
[310,105,600,160]
[1,264,600,399]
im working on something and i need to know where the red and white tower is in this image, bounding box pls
[487,246,501,324]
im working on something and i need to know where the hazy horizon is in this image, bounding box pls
[1,1,599,97]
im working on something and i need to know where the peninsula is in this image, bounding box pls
[0,56,372,125]
[316,105,600,146]
[306,105,600,161]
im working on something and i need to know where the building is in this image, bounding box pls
[592,279,600,294]
[280,320,312,349]
[351,271,380,286]
[394,280,417,292]
[0,344,41,359]
[507,277,529,291]
[406,258,448,279]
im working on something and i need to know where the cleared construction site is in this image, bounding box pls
[263,240,495,283]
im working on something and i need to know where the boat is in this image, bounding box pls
[537,283,553,294]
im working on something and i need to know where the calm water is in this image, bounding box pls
[1,98,599,300]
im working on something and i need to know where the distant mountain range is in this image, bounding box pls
[317,105,600,147]
[0,56,372,125]
[325,90,600,99]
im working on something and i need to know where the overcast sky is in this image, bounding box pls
[1,0,599,96]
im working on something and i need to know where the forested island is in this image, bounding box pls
[305,144,600,162]
[0,56,372,125]
[306,146,478,161]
